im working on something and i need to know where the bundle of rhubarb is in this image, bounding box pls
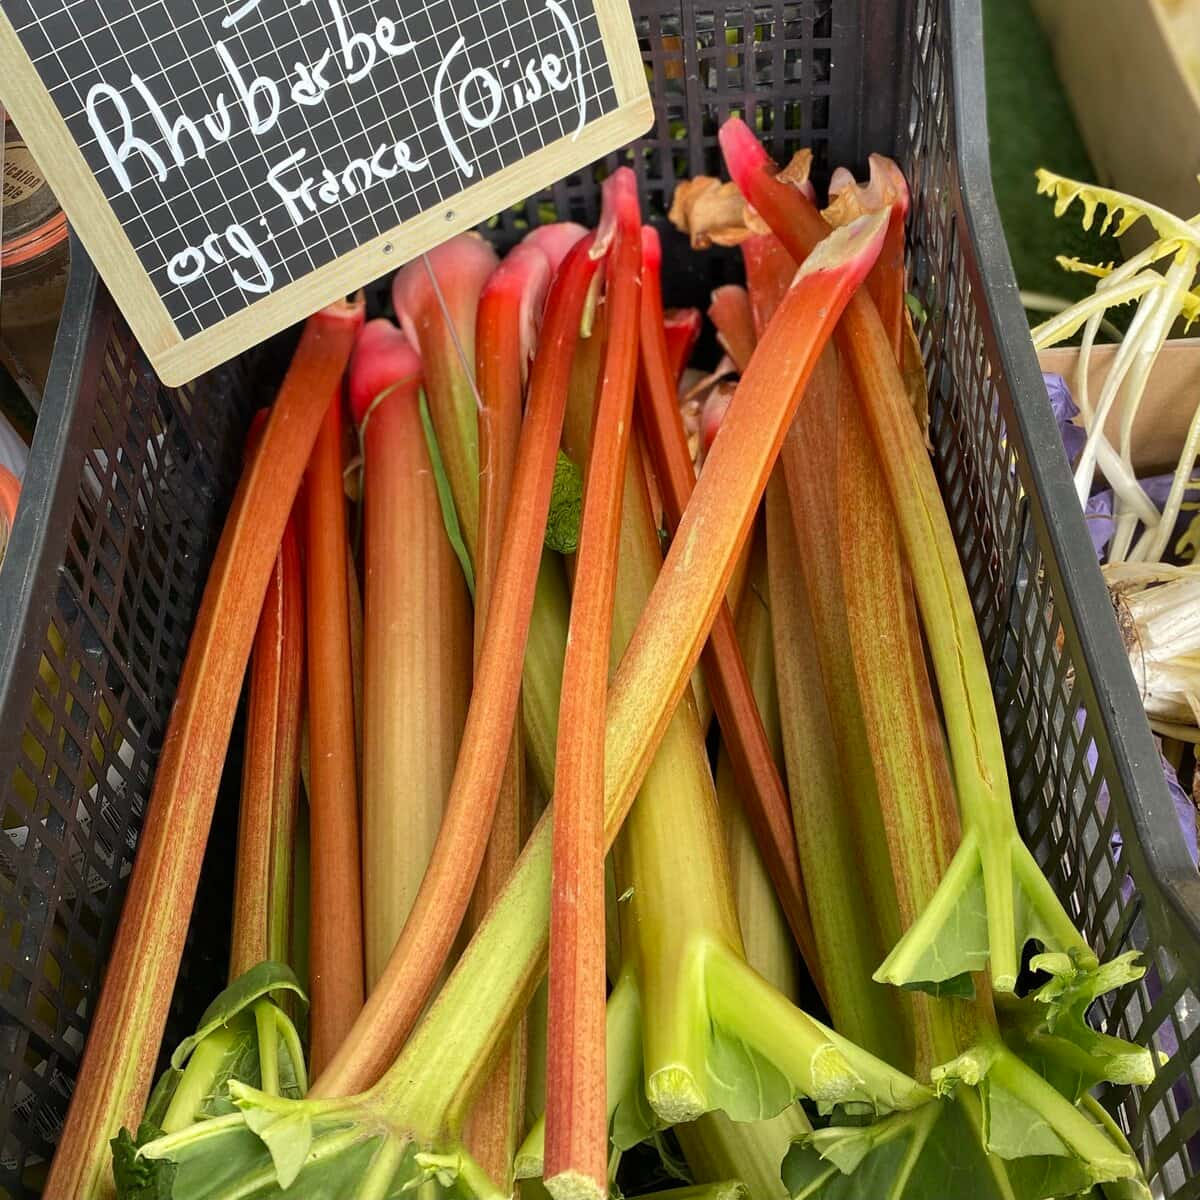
[45,123,1153,1200]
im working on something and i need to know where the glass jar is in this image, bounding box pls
[1,117,70,409]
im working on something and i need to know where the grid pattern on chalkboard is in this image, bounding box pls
[7,0,618,338]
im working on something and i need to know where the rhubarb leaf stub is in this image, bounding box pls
[545,451,584,553]
[169,962,305,1071]
[112,1123,176,1200]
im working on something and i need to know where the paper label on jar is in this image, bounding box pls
[2,143,47,207]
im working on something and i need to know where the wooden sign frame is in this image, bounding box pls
[0,1,651,386]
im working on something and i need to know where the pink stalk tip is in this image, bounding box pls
[480,239,555,366]
[525,222,590,274]
[700,382,734,456]
[795,209,889,291]
[348,318,422,425]
[829,154,911,220]
[593,167,641,259]
[391,234,499,347]
[640,225,663,274]
[718,118,771,191]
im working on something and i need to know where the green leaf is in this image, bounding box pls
[901,972,976,1001]
[982,1077,1072,1159]
[613,1073,668,1153]
[999,951,1153,1100]
[544,451,583,554]
[238,1089,315,1188]
[148,964,309,1134]
[782,1092,1134,1200]
[112,1123,176,1200]
[875,831,1096,995]
[171,962,305,1070]
[783,1102,995,1200]
[704,1023,796,1123]
[138,1100,411,1200]
[419,389,475,596]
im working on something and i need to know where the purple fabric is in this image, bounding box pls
[1051,373,1200,1157]
[1043,372,1088,466]
[1043,373,1200,560]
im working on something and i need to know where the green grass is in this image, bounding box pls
[982,0,1125,322]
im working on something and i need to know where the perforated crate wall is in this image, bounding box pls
[0,0,1196,1196]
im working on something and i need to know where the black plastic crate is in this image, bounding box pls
[0,0,1197,1196]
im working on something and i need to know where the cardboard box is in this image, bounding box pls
[1038,337,1200,472]
[1030,0,1200,256]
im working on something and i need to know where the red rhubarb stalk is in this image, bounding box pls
[312,234,601,1098]
[741,234,796,339]
[547,169,643,1200]
[45,297,363,1200]
[708,285,757,374]
[826,155,910,360]
[229,511,305,978]
[465,236,560,1191]
[721,119,1094,991]
[304,391,366,1073]
[545,169,643,1200]
[603,211,886,890]
[392,236,499,547]
[349,320,473,992]
[0,464,18,558]
[663,307,703,380]
[636,226,819,985]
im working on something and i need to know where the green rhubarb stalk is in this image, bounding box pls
[131,212,894,1200]
[673,537,812,1200]
[312,232,602,1099]
[713,532,798,998]
[349,320,473,991]
[721,117,1095,994]
[638,224,818,983]
[393,235,574,799]
[764,461,910,1066]
[774,179,1149,1200]
[49,296,364,1200]
[464,235,559,1194]
[545,168,642,1200]
[304,391,366,1073]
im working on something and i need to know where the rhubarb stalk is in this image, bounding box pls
[393,235,574,801]
[721,118,1095,992]
[313,232,601,1098]
[637,224,818,982]
[545,168,643,1200]
[229,512,304,978]
[707,285,756,373]
[304,391,366,1073]
[463,236,556,1193]
[515,211,918,1194]
[0,464,18,560]
[674,536,811,1200]
[48,296,363,1200]
[348,320,473,991]
[135,213,893,1200]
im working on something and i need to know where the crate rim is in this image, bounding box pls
[942,0,1200,975]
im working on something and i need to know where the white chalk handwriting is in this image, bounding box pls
[78,0,594,303]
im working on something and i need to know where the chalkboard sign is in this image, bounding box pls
[0,0,649,384]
